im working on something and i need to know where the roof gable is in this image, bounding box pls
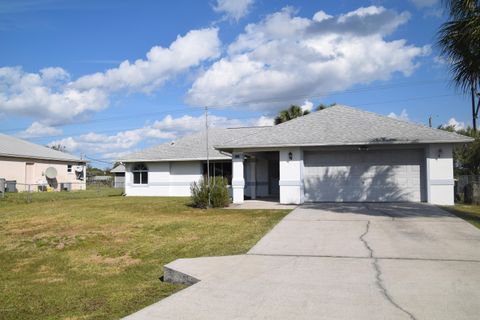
[110,164,125,173]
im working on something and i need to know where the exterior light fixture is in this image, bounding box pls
[288,152,293,160]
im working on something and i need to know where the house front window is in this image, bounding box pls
[67,164,72,173]
[202,161,232,184]
[132,163,148,185]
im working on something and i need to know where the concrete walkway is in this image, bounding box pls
[124,203,480,320]
[227,199,297,210]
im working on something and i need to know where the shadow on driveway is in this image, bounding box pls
[299,202,455,219]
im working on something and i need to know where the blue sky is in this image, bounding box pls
[0,0,472,167]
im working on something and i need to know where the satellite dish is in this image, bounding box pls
[74,165,83,173]
[45,167,57,179]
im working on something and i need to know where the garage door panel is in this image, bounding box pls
[304,150,423,202]
[305,153,421,167]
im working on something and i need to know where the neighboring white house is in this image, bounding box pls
[0,133,86,192]
[120,105,473,205]
[111,164,125,189]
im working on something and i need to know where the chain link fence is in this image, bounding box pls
[0,179,122,204]
[456,175,480,204]
[87,176,114,188]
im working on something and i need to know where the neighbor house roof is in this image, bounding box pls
[110,164,125,173]
[215,105,473,150]
[119,127,268,162]
[0,133,85,162]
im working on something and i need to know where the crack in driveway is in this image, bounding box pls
[360,220,417,320]
[359,221,374,258]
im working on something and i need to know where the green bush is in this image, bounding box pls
[190,178,209,208]
[210,176,230,208]
[190,176,230,208]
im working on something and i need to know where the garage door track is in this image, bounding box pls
[125,203,480,320]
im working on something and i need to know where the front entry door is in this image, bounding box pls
[268,159,279,196]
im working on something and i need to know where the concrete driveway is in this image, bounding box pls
[125,203,480,320]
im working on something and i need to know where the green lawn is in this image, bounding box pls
[0,190,290,319]
[1,187,123,205]
[442,204,480,229]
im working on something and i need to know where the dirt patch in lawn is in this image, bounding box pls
[88,253,142,267]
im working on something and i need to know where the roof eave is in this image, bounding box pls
[119,156,231,163]
[0,153,86,163]
[214,139,474,151]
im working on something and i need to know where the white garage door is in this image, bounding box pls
[304,149,423,202]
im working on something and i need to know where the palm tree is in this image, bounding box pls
[274,105,310,125]
[437,0,480,131]
[316,102,337,111]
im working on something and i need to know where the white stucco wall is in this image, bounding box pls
[0,158,24,190]
[232,153,245,203]
[425,144,455,205]
[0,156,86,192]
[279,148,304,204]
[125,161,203,196]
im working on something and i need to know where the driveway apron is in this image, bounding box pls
[125,203,480,320]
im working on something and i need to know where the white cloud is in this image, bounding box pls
[313,11,332,22]
[39,67,70,85]
[433,55,448,65]
[447,117,465,130]
[213,0,254,21]
[0,28,220,125]
[409,0,442,17]
[254,115,274,126]
[388,109,410,122]
[49,127,176,157]
[300,100,313,112]
[409,0,439,8]
[16,122,62,139]
[151,114,248,133]
[187,6,429,110]
[0,66,109,124]
[72,28,220,93]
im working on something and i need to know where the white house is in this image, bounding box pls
[120,105,473,205]
[120,126,269,197]
[0,133,86,192]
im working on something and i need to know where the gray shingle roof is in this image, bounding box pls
[119,127,268,162]
[0,133,85,162]
[216,105,474,150]
[110,164,125,173]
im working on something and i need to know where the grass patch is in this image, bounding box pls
[0,187,123,205]
[0,191,290,319]
[442,204,480,229]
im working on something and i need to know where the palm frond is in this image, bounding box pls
[443,0,480,19]
[437,5,480,93]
